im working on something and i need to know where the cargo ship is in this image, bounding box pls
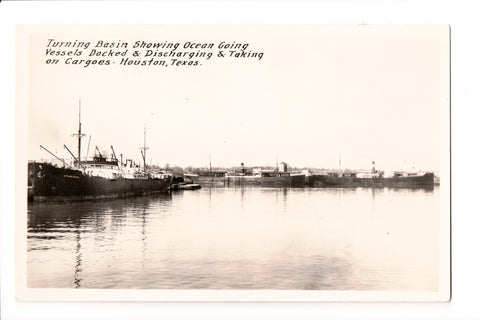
[224,162,306,187]
[183,170,227,186]
[183,155,227,186]
[306,162,435,189]
[28,104,172,202]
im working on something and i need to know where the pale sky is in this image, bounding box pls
[26,25,449,171]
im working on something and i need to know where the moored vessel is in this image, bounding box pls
[306,162,435,189]
[183,155,227,186]
[307,172,434,188]
[28,103,172,202]
[224,162,306,187]
[183,171,227,186]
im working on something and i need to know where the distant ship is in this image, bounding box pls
[224,162,306,187]
[183,171,227,186]
[306,161,435,189]
[183,155,227,186]
[28,103,172,202]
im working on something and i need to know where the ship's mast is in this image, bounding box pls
[209,154,212,175]
[140,125,149,172]
[72,99,85,168]
[78,102,82,165]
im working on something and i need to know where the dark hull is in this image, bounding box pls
[170,183,202,191]
[186,176,226,186]
[307,173,435,189]
[225,174,306,187]
[28,162,172,202]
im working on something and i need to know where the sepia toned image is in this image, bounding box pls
[15,24,450,301]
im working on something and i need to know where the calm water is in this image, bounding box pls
[27,186,440,290]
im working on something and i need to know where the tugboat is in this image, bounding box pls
[28,102,172,202]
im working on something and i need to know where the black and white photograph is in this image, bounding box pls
[15,23,450,302]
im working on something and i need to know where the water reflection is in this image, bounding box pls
[28,194,173,288]
[27,187,439,290]
[28,193,173,234]
[74,229,82,288]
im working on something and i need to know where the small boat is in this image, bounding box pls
[169,183,202,191]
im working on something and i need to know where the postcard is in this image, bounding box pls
[15,24,450,301]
